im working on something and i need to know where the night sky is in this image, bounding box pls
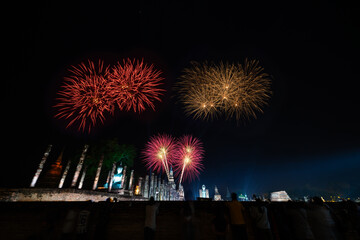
[4,0,360,199]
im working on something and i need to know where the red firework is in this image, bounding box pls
[142,134,177,178]
[109,58,165,113]
[174,135,204,183]
[54,60,112,132]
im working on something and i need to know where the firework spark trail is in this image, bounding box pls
[227,59,272,120]
[177,62,221,120]
[184,84,220,120]
[54,60,112,132]
[142,134,177,179]
[109,58,165,113]
[176,59,272,121]
[174,135,204,183]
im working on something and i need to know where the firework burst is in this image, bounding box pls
[54,60,112,132]
[142,134,177,178]
[109,58,165,113]
[183,84,220,120]
[176,59,272,121]
[174,135,204,183]
[225,59,272,120]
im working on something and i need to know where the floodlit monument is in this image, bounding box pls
[270,191,291,202]
[199,185,209,198]
[238,193,248,201]
[213,185,222,201]
[1,144,187,202]
[112,164,124,189]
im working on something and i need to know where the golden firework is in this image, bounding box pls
[176,59,272,121]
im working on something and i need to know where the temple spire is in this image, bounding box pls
[168,166,174,182]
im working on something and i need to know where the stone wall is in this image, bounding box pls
[0,188,146,202]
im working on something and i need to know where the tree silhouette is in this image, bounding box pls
[85,139,136,190]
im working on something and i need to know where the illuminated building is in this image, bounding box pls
[213,186,222,201]
[199,185,209,198]
[238,193,248,201]
[178,184,185,201]
[140,169,184,201]
[270,191,291,202]
[24,144,186,201]
[150,172,155,197]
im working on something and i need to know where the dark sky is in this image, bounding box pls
[4,0,360,199]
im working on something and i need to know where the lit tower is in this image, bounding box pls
[144,175,149,198]
[150,172,155,197]
[199,185,209,198]
[178,184,185,201]
[78,165,87,189]
[128,170,134,192]
[108,162,117,192]
[214,185,222,201]
[30,145,52,187]
[71,145,89,187]
[168,167,177,200]
[59,159,71,188]
[168,166,174,183]
[121,165,127,189]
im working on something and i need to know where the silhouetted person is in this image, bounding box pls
[252,194,257,201]
[286,201,314,240]
[144,197,159,240]
[61,208,78,240]
[181,201,195,240]
[249,199,272,240]
[94,201,114,240]
[307,196,341,240]
[212,207,228,240]
[226,192,248,240]
[76,207,91,240]
[338,200,360,240]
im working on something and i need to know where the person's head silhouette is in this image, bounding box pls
[231,192,237,201]
[312,196,324,205]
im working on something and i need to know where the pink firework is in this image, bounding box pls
[54,60,112,132]
[174,135,204,183]
[142,134,177,178]
[109,58,165,113]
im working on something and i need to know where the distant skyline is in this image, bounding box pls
[4,1,360,199]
